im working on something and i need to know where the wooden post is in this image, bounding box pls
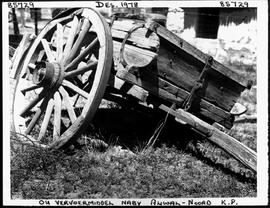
[159,104,257,172]
[12,8,20,35]
[34,8,39,35]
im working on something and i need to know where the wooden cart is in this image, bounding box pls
[10,8,256,172]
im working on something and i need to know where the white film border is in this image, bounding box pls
[3,0,268,206]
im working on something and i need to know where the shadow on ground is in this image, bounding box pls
[88,106,201,151]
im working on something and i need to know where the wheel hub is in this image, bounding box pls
[32,62,63,88]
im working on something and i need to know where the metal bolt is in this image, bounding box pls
[179,40,183,47]
[169,59,173,68]
[208,56,213,65]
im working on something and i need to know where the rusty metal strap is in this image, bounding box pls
[182,56,213,111]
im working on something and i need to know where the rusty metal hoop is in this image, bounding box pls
[11,8,113,149]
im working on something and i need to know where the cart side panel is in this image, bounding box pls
[156,45,243,112]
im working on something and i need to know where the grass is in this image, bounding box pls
[11,137,256,199]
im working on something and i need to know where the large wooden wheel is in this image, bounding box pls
[11,8,113,149]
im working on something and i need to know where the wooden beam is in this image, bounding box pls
[108,74,148,102]
[159,104,257,172]
[116,69,234,129]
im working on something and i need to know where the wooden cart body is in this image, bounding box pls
[110,17,249,129]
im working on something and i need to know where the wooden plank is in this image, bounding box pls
[113,40,157,68]
[116,69,234,129]
[160,104,257,172]
[156,46,241,111]
[111,25,159,50]
[151,21,247,88]
[108,74,148,102]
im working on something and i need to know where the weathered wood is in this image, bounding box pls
[65,18,91,65]
[56,23,64,62]
[20,89,47,117]
[65,61,98,78]
[108,74,148,102]
[113,40,157,68]
[13,8,113,150]
[25,95,50,135]
[63,15,78,65]
[156,46,241,111]
[150,21,247,88]
[160,104,257,172]
[65,38,98,72]
[10,33,34,79]
[112,19,246,112]
[234,115,257,124]
[53,91,62,141]
[38,98,54,140]
[59,86,77,124]
[20,84,42,94]
[62,80,89,99]
[230,102,247,116]
[111,27,159,50]
[116,69,234,129]
[111,20,159,68]
[41,39,56,63]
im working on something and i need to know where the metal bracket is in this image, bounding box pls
[119,23,145,67]
[145,21,159,38]
[182,56,213,112]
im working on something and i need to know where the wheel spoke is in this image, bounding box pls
[62,80,89,99]
[21,84,42,94]
[41,39,56,63]
[63,16,79,64]
[37,50,45,62]
[24,95,50,135]
[53,91,62,141]
[38,98,54,140]
[56,23,64,63]
[59,86,77,124]
[28,63,36,71]
[20,89,47,117]
[64,18,91,65]
[65,61,98,78]
[65,37,98,72]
